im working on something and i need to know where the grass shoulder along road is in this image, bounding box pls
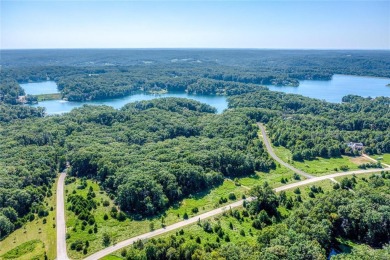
[101,170,389,260]
[98,176,347,260]
[272,145,374,176]
[65,177,249,259]
[0,178,57,260]
[371,153,390,165]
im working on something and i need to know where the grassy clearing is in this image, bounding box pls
[334,171,384,183]
[101,255,124,260]
[102,177,339,260]
[34,93,61,101]
[0,178,57,260]
[99,171,389,260]
[106,207,260,260]
[372,153,390,165]
[284,179,335,201]
[272,146,372,176]
[0,240,45,260]
[238,165,302,189]
[65,178,248,259]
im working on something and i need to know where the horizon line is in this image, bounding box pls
[1,47,389,51]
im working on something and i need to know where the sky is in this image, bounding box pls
[1,0,389,50]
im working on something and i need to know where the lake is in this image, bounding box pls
[20,81,59,95]
[25,74,390,115]
[30,92,229,115]
[267,74,390,103]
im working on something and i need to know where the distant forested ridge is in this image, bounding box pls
[1,49,389,102]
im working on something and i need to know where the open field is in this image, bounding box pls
[0,178,57,260]
[334,171,385,183]
[238,165,303,189]
[34,93,62,102]
[272,145,373,176]
[102,207,260,260]
[372,153,390,165]
[98,177,342,259]
[66,178,248,259]
[0,240,45,260]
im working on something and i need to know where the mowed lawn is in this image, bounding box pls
[272,145,373,176]
[0,178,57,260]
[372,153,390,165]
[66,178,248,259]
[239,165,304,189]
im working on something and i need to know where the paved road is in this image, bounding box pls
[257,123,314,179]
[83,166,389,260]
[56,172,69,260]
[51,124,387,259]
[83,198,253,260]
[274,167,389,192]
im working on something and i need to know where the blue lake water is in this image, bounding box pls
[30,92,229,115]
[20,81,59,95]
[24,74,390,115]
[267,74,390,103]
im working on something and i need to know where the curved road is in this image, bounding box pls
[257,123,314,179]
[56,171,69,260]
[83,166,389,260]
[55,124,389,259]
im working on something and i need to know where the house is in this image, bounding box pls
[347,142,364,150]
[17,95,27,104]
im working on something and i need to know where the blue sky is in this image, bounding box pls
[1,0,389,49]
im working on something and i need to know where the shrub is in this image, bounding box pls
[203,221,213,233]
[117,211,126,221]
[228,193,236,200]
[102,233,111,246]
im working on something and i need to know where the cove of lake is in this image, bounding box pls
[23,74,390,115]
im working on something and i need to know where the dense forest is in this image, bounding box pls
[229,91,390,159]
[0,98,275,239]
